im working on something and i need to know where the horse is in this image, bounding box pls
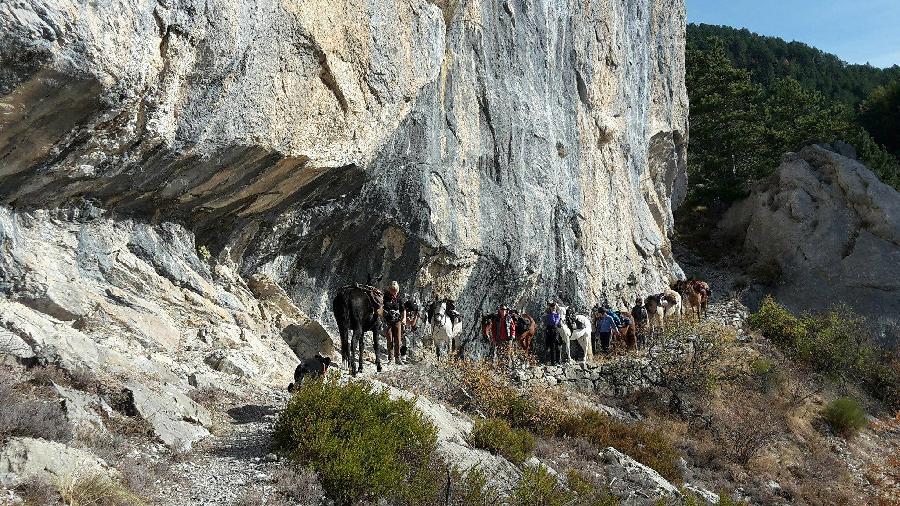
[482,310,536,357]
[644,294,666,333]
[287,353,331,391]
[661,288,683,319]
[332,283,383,375]
[692,280,712,319]
[427,299,463,359]
[592,306,637,353]
[559,306,593,362]
[511,310,537,355]
[673,280,710,320]
[401,298,421,356]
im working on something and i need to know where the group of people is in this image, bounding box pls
[483,296,657,365]
[375,278,694,366]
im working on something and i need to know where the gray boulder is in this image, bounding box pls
[0,437,117,488]
[601,447,681,505]
[720,144,900,343]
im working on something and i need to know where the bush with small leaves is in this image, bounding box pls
[822,397,868,436]
[749,356,783,393]
[448,467,502,506]
[470,417,535,465]
[564,469,619,506]
[750,297,900,408]
[555,410,682,482]
[273,377,440,505]
[0,373,72,442]
[511,465,572,506]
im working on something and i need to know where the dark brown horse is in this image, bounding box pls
[512,311,537,355]
[332,284,383,375]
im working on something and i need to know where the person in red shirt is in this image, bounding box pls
[487,304,517,348]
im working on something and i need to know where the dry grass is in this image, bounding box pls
[0,368,72,442]
[58,470,147,506]
[15,476,61,505]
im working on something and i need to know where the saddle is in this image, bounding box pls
[514,316,529,335]
[346,283,384,312]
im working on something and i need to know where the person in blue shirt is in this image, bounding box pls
[544,301,563,365]
[594,308,621,355]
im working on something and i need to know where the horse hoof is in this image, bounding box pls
[376,364,382,373]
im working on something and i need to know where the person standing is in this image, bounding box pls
[594,308,620,355]
[544,301,563,365]
[487,305,517,355]
[631,297,649,350]
[383,281,406,365]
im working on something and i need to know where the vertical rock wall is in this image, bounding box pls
[0,0,687,337]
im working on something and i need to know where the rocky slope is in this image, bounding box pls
[719,144,900,343]
[1,0,688,334]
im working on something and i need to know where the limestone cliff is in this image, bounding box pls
[720,144,900,343]
[1,0,687,334]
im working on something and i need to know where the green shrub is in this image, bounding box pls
[555,411,682,482]
[822,397,868,436]
[749,356,783,392]
[511,465,572,506]
[565,469,619,506]
[750,297,900,408]
[470,417,535,465]
[273,378,440,505]
[451,467,501,506]
[747,296,806,347]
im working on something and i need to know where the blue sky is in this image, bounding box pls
[686,0,900,68]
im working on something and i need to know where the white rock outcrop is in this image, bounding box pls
[602,447,681,505]
[1,0,689,346]
[0,207,306,448]
[0,437,116,488]
[720,144,900,341]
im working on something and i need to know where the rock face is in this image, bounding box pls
[0,437,116,487]
[0,0,688,338]
[720,145,900,342]
[601,447,681,505]
[0,206,305,448]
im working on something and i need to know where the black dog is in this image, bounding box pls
[287,353,332,392]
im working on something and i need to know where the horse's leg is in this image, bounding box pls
[583,331,593,362]
[339,323,350,372]
[350,327,360,376]
[564,334,572,362]
[373,323,382,373]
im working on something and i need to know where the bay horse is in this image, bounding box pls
[512,311,537,355]
[332,284,383,375]
[673,280,711,320]
[593,306,637,353]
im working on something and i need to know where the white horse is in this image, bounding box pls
[661,289,683,319]
[427,299,463,359]
[558,306,593,363]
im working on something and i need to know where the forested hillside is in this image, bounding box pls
[684,24,900,208]
[687,23,900,106]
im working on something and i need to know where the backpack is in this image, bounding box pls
[608,311,622,326]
